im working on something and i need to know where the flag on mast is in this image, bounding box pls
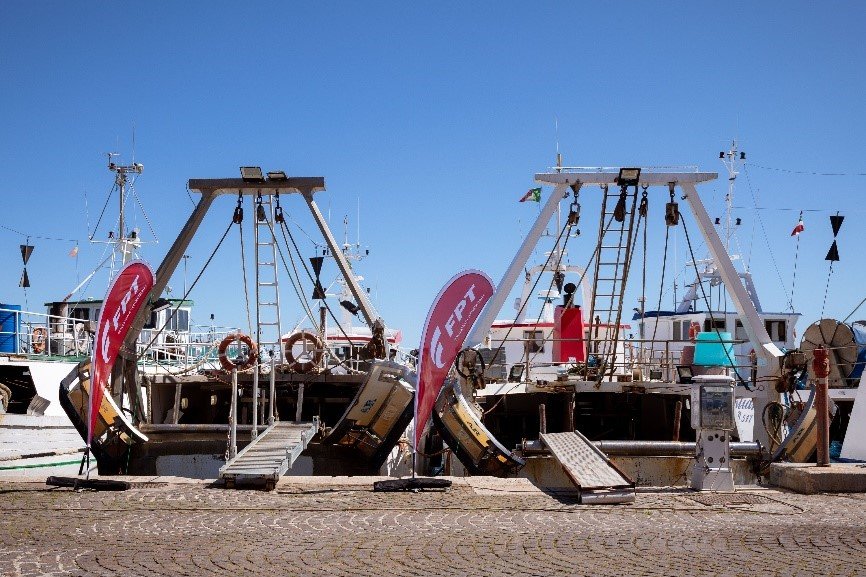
[790,217,805,236]
[519,188,541,203]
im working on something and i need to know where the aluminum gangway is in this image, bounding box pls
[541,431,636,504]
[220,418,318,489]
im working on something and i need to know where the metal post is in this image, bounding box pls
[269,351,276,425]
[538,403,547,436]
[251,362,259,440]
[229,368,238,459]
[672,400,682,442]
[295,382,304,423]
[813,345,831,467]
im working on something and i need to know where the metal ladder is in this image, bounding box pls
[587,184,638,378]
[254,194,284,364]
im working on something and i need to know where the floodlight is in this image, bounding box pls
[240,166,264,182]
[616,167,641,187]
[267,171,288,181]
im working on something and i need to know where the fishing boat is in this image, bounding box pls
[53,167,417,484]
[426,153,858,495]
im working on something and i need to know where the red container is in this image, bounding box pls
[553,306,586,363]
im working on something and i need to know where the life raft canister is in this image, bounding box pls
[217,332,258,372]
[283,331,323,373]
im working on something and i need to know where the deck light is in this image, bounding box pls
[240,166,264,182]
[616,167,641,187]
[267,171,288,181]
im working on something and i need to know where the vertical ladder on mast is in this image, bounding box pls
[587,184,638,379]
[254,194,284,364]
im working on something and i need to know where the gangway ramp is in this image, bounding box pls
[541,431,635,504]
[220,418,318,489]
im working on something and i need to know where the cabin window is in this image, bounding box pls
[765,320,787,342]
[672,321,684,342]
[524,330,544,354]
[67,307,90,331]
[734,320,747,341]
[165,309,190,332]
[703,318,726,332]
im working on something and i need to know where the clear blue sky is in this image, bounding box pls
[1,2,864,347]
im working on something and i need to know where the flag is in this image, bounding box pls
[790,219,804,236]
[414,270,494,451]
[519,187,541,203]
[88,260,154,448]
[69,245,79,258]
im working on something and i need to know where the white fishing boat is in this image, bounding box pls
[51,167,419,484]
[426,153,858,496]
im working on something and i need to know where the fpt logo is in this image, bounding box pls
[429,284,483,369]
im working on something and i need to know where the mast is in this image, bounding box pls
[719,140,744,261]
[107,153,143,265]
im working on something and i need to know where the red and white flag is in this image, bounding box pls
[88,260,154,447]
[791,218,805,236]
[414,270,494,450]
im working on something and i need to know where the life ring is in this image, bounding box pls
[32,327,47,354]
[284,331,323,373]
[218,333,258,372]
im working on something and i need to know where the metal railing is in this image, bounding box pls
[493,334,753,384]
[0,307,92,359]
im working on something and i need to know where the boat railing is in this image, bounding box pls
[0,306,92,359]
[137,326,241,371]
[498,333,754,384]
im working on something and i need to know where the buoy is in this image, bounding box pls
[217,333,258,371]
[284,331,323,373]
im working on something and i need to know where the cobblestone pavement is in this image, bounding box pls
[1,478,866,576]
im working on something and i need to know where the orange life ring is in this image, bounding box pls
[284,331,323,373]
[217,333,258,372]
[32,327,47,354]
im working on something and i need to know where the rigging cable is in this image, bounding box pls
[237,195,254,336]
[790,210,803,312]
[137,218,236,360]
[742,163,793,309]
[680,217,746,385]
[275,216,361,353]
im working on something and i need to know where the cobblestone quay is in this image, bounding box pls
[2,477,866,576]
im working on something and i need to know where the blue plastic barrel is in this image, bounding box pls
[0,304,21,353]
[693,331,734,367]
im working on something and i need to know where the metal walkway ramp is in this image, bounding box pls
[541,431,635,504]
[220,418,318,489]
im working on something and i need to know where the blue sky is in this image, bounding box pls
[1,2,864,347]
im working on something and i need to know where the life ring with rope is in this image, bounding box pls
[217,332,258,372]
[32,327,47,354]
[284,331,323,373]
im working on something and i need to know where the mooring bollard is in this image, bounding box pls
[813,345,830,467]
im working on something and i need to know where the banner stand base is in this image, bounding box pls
[46,476,130,491]
[373,477,451,492]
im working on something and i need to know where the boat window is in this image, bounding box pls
[672,320,683,342]
[765,320,787,342]
[165,309,190,332]
[67,307,90,331]
[523,330,544,354]
[734,320,747,341]
[703,318,726,332]
[144,311,157,329]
